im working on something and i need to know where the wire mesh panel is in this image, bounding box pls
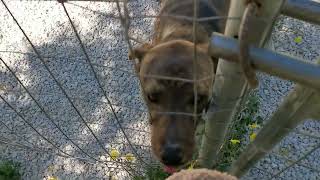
[0,0,319,180]
[0,0,159,179]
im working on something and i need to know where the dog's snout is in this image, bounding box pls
[161,144,182,166]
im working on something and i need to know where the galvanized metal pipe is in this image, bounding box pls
[209,32,320,91]
[282,0,320,25]
[198,0,248,168]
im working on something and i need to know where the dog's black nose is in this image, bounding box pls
[161,144,182,166]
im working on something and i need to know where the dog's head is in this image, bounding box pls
[130,40,215,167]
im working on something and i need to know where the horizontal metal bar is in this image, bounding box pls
[209,32,320,91]
[282,0,320,25]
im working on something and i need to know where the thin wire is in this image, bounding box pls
[1,79,243,120]
[270,144,320,179]
[0,50,35,56]
[192,0,199,127]
[0,139,141,171]
[61,1,149,167]
[0,120,43,149]
[241,140,320,179]
[271,152,320,174]
[115,0,157,168]
[0,93,70,157]
[0,93,138,170]
[0,49,244,83]
[115,0,134,56]
[66,2,242,22]
[1,84,243,118]
[0,56,109,164]
[1,0,139,175]
[250,167,283,179]
[246,143,320,177]
[291,129,320,140]
[71,138,152,148]
[0,137,142,172]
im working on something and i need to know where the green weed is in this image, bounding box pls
[133,165,169,180]
[216,93,262,172]
[0,160,21,180]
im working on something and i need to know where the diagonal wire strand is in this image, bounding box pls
[0,93,72,157]
[0,57,141,173]
[270,143,320,179]
[0,122,103,165]
[0,119,46,151]
[114,0,152,167]
[0,90,137,171]
[60,1,150,168]
[0,138,142,170]
[0,56,113,164]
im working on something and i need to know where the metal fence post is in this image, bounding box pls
[229,83,320,177]
[198,0,247,168]
[199,0,285,168]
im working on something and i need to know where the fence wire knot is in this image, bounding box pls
[238,1,260,88]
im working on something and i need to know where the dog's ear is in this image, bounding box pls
[128,43,154,72]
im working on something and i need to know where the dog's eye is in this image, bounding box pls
[147,93,160,103]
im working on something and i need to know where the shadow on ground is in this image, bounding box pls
[0,0,159,179]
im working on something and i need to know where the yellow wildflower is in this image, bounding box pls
[124,153,136,162]
[48,176,58,180]
[248,122,260,129]
[294,36,303,43]
[110,148,120,160]
[250,133,257,142]
[230,139,240,145]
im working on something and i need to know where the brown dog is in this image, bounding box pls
[129,0,230,167]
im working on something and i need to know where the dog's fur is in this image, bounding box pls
[130,0,230,166]
[166,169,237,180]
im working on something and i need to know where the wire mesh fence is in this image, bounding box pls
[0,0,319,179]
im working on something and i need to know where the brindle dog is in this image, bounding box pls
[129,0,230,167]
